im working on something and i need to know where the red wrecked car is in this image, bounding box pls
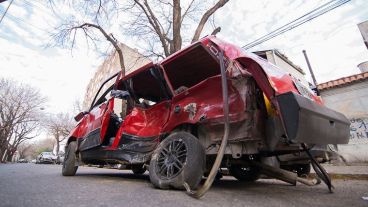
[62,36,349,194]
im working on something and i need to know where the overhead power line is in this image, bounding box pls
[242,0,351,50]
[0,0,14,24]
[0,7,49,33]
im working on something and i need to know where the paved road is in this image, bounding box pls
[0,163,367,207]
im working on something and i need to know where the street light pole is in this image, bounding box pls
[302,49,320,95]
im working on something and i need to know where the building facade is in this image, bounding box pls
[254,50,308,86]
[83,44,150,110]
[318,72,368,162]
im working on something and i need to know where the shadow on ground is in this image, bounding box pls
[73,168,331,195]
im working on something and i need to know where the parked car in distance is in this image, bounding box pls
[36,152,57,164]
[62,36,349,191]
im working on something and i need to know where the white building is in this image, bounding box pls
[318,71,368,163]
[254,50,308,86]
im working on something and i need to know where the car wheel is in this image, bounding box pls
[229,164,260,182]
[131,164,146,175]
[62,141,78,176]
[149,132,205,190]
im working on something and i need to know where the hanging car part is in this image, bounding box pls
[183,50,230,198]
[302,143,333,192]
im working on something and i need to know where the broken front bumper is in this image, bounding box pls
[276,92,350,145]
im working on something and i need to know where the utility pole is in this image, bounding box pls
[302,50,320,95]
[0,0,14,25]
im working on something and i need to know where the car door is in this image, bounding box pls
[114,66,172,139]
[79,74,118,151]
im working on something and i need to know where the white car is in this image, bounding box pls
[36,152,57,164]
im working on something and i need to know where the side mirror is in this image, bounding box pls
[74,111,87,122]
[111,90,130,99]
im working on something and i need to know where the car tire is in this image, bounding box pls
[62,141,78,176]
[149,132,205,190]
[229,164,260,182]
[131,164,146,175]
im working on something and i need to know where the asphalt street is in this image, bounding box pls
[0,163,367,207]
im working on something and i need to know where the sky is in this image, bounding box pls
[0,0,368,116]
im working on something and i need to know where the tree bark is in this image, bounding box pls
[0,148,7,162]
[5,149,13,162]
[55,133,60,156]
[172,0,182,53]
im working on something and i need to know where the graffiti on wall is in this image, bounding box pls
[350,118,368,140]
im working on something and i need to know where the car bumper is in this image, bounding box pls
[276,92,350,145]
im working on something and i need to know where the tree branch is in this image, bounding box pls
[72,23,126,76]
[133,0,170,57]
[191,0,229,43]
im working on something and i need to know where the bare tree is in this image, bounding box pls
[124,0,229,57]
[50,0,229,67]
[0,78,46,162]
[45,113,74,156]
[52,22,127,76]
[72,99,84,115]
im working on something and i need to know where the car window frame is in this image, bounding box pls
[89,72,119,111]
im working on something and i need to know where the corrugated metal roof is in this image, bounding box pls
[317,71,368,90]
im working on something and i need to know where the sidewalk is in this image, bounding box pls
[312,164,368,180]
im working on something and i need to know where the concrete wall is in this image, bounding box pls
[83,44,150,110]
[320,80,368,162]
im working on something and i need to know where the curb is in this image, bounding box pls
[311,173,368,180]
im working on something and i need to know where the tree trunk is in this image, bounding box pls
[0,148,7,162]
[54,132,60,156]
[0,147,5,161]
[172,0,182,54]
[6,150,13,162]
[56,140,60,156]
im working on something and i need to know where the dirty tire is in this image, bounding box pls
[149,132,205,190]
[62,141,78,176]
[229,165,260,182]
[132,164,146,175]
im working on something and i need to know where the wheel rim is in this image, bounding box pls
[156,139,187,180]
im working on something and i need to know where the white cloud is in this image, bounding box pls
[1,0,368,119]
[213,0,368,83]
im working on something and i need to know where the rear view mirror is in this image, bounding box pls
[74,111,87,122]
[111,90,130,99]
